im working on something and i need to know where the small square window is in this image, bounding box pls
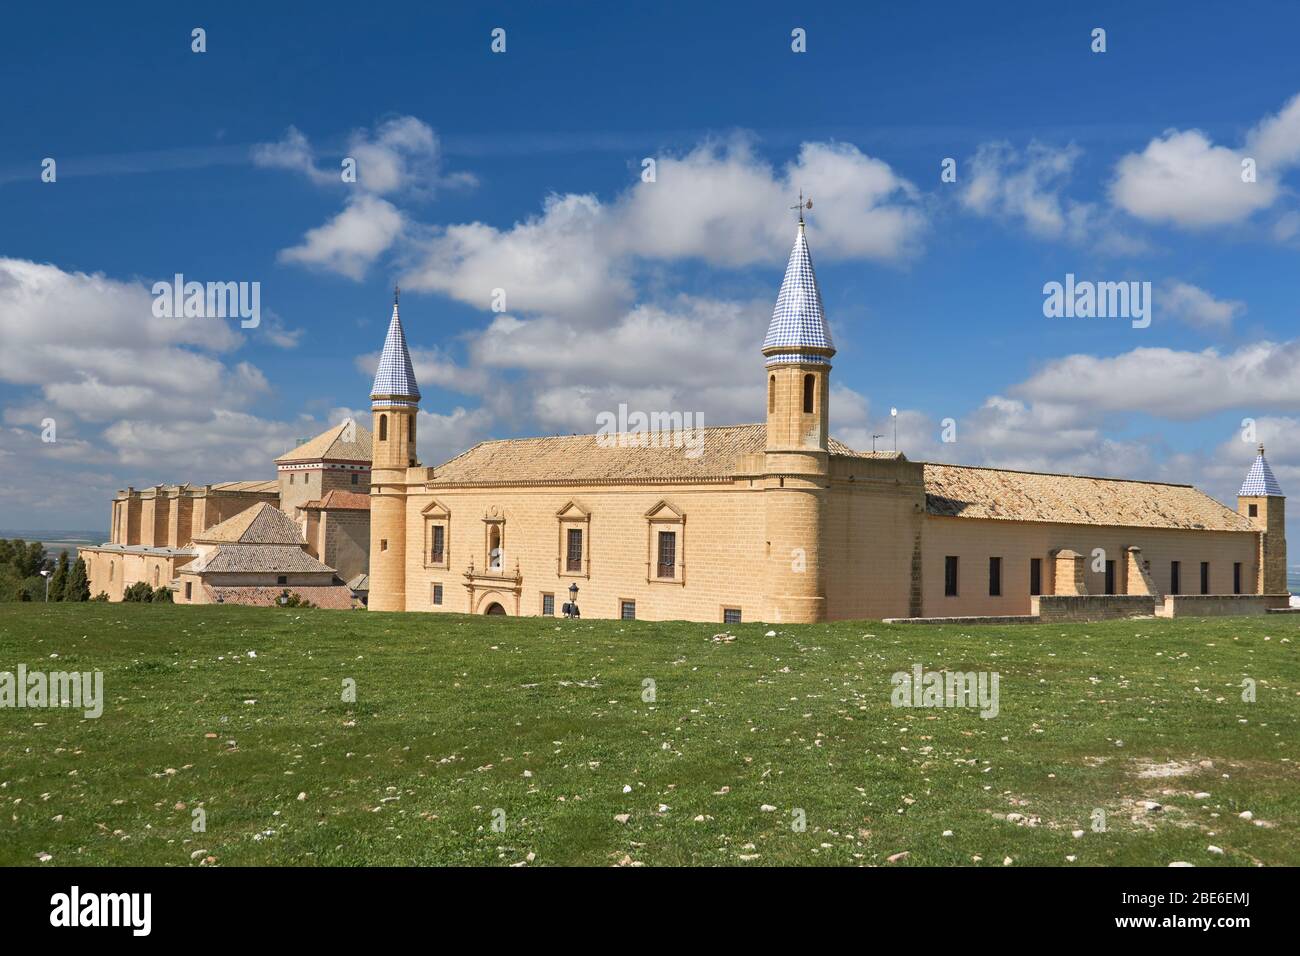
[1248,503,1258,517]
[542,593,554,616]
[432,583,443,605]
[620,600,636,620]
[277,575,287,585]
[723,607,741,625]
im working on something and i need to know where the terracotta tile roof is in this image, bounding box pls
[428,424,862,485]
[923,462,1253,532]
[275,420,373,464]
[194,503,306,545]
[210,480,280,494]
[301,490,371,511]
[187,544,335,574]
[202,584,354,610]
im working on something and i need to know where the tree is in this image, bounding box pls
[49,551,70,601]
[65,557,91,602]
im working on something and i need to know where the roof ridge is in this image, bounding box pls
[920,460,1195,489]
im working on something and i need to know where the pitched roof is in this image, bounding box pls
[275,420,373,464]
[923,462,1253,532]
[194,503,306,545]
[1238,445,1284,497]
[301,490,371,511]
[428,424,859,485]
[370,299,420,406]
[762,220,835,365]
[187,543,335,574]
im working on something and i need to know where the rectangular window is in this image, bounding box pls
[380,539,388,552]
[289,473,295,484]
[351,473,359,485]
[988,557,1001,596]
[431,525,445,563]
[277,575,288,585]
[542,593,554,616]
[432,583,443,605]
[566,528,583,573]
[184,581,192,600]
[657,531,677,579]
[1249,503,1258,517]
[1200,561,1210,595]
[1170,561,1181,595]
[723,607,741,625]
[1104,560,1116,595]
[944,556,959,596]
[1233,562,1242,594]
[620,600,636,620]
[1029,557,1042,596]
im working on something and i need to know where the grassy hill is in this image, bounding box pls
[1,603,1296,866]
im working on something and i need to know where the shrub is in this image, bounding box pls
[151,586,173,604]
[122,581,154,603]
[277,591,315,609]
[91,591,110,602]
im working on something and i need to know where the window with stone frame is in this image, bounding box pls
[556,501,591,577]
[645,500,685,584]
[422,500,450,569]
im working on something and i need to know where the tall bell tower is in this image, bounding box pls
[1237,443,1288,595]
[762,197,834,623]
[368,288,421,612]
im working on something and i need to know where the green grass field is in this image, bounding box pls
[1,603,1296,866]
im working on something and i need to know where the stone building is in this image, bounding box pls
[82,423,372,603]
[365,216,1288,623]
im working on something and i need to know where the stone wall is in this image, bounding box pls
[1031,595,1157,621]
[1157,593,1291,617]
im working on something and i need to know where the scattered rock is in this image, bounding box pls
[1169,861,1194,867]
[760,804,776,813]
[1071,829,1085,838]
[886,851,909,863]
[1238,810,1253,821]
[1207,845,1224,855]
[614,813,630,824]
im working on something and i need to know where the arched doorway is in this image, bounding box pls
[484,602,506,615]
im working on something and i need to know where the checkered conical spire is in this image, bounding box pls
[370,294,420,408]
[762,219,835,367]
[1239,444,1284,497]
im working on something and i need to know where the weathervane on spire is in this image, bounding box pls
[393,284,400,306]
[790,190,813,224]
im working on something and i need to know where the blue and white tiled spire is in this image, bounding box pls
[370,291,421,409]
[1239,444,1284,497]
[762,217,835,367]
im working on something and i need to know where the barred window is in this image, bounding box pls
[621,600,636,620]
[542,593,554,616]
[431,525,445,563]
[432,583,443,605]
[723,607,741,625]
[566,528,583,572]
[657,531,676,579]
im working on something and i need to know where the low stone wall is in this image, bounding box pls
[882,615,1040,625]
[1030,595,1157,622]
[1158,594,1291,618]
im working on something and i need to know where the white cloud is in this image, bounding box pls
[1159,280,1245,330]
[1012,340,1300,420]
[1109,129,1274,228]
[278,195,405,280]
[961,141,1092,240]
[401,138,926,321]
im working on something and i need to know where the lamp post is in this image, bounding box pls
[890,407,898,452]
[278,590,290,607]
[39,569,51,602]
[566,582,580,619]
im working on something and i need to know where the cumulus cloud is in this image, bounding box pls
[1159,280,1245,330]
[278,194,405,280]
[1012,340,1300,420]
[1108,92,1300,228]
[401,138,926,321]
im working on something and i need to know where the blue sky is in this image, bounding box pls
[2,0,1299,545]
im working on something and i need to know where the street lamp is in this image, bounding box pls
[890,407,898,452]
[39,569,51,602]
[566,582,580,619]
[278,590,290,606]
